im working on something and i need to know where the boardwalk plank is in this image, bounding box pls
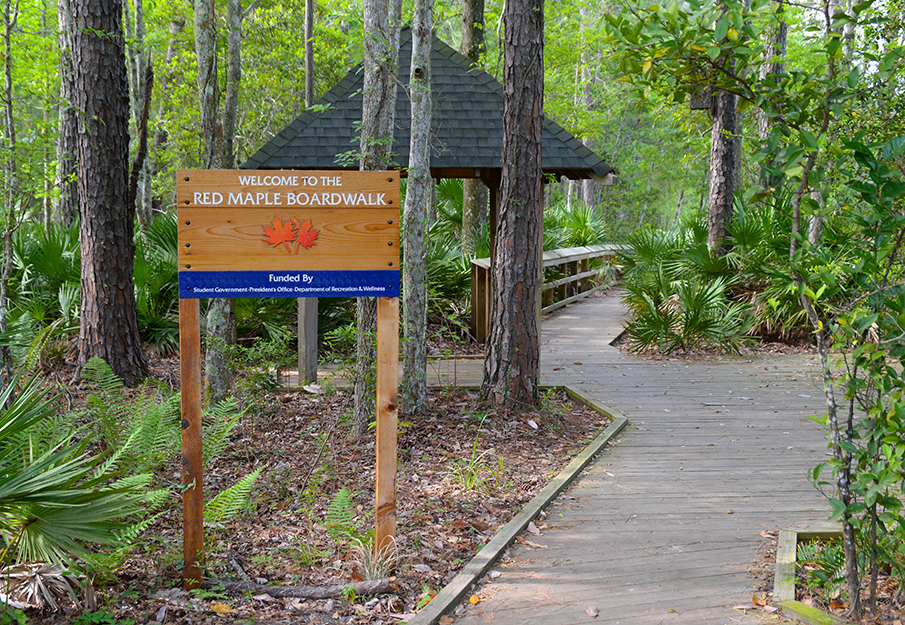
[454,291,829,625]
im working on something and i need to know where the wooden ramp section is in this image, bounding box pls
[455,290,830,625]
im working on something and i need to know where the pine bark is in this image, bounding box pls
[460,0,488,253]
[72,0,148,384]
[402,0,433,413]
[482,0,543,409]
[354,0,399,436]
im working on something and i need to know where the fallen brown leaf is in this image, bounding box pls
[586,606,599,618]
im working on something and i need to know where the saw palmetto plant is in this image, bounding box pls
[0,376,150,610]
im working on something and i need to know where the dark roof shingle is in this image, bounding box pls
[242,28,613,180]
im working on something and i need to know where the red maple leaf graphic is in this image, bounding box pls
[293,218,319,253]
[263,217,297,252]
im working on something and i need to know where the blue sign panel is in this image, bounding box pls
[179,270,400,299]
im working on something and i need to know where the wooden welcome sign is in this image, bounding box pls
[176,170,400,588]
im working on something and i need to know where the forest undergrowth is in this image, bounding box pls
[29,355,611,625]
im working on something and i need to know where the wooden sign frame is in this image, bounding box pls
[176,170,400,588]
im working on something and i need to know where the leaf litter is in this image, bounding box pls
[48,380,610,625]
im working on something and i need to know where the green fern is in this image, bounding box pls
[204,468,263,524]
[324,487,361,544]
[82,358,131,449]
[797,539,847,594]
[202,398,243,469]
[81,358,241,475]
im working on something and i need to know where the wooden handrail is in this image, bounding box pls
[470,244,622,343]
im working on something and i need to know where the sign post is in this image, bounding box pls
[176,170,400,587]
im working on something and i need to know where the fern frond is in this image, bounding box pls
[202,398,243,469]
[204,467,263,524]
[324,487,360,543]
[82,358,131,448]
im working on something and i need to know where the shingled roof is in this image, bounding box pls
[242,28,614,181]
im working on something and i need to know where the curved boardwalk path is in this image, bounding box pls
[455,289,831,625]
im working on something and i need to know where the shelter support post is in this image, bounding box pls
[297,298,318,383]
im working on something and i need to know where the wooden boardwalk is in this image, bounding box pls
[453,290,831,625]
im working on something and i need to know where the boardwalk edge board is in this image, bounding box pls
[775,528,846,625]
[406,390,629,625]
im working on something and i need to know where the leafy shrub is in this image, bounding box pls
[620,225,753,353]
[0,376,152,570]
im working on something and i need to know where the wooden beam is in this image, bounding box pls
[297,297,318,383]
[375,297,399,554]
[179,298,204,589]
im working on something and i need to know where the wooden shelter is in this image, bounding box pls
[242,28,614,191]
[242,28,614,366]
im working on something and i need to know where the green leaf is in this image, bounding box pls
[846,67,860,89]
[798,130,818,150]
[714,16,729,41]
[668,0,679,19]
[882,181,905,200]
[784,166,804,178]
[881,136,905,161]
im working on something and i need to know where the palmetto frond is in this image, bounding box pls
[0,562,95,612]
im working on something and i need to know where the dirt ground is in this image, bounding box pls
[34,366,611,625]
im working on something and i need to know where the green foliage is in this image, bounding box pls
[204,467,263,525]
[543,201,608,249]
[72,612,136,625]
[805,135,905,609]
[226,334,294,404]
[449,414,499,492]
[0,376,149,569]
[797,539,847,595]
[133,214,180,356]
[619,225,754,353]
[324,487,362,544]
[81,357,243,473]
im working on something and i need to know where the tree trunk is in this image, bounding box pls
[123,0,153,228]
[482,0,543,409]
[194,0,241,404]
[297,1,318,385]
[354,0,399,436]
[72,0,148,385]
[757,0,786,190]
[194,0,222,170]
[154,17,186,152]
[0,0,18,383]
[460,0,488,253]
[579,5,597,209]
[304,0,314,106]
[222,0,241,169]
[402,0,433,414]
[56,0,78,225]
[707,87,737,254]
